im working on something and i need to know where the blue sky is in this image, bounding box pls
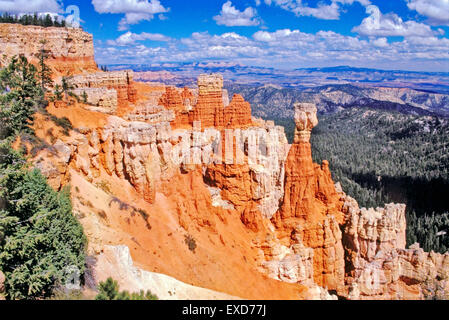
[1,0,449,71]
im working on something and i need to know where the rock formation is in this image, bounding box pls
[31,72,449,300]
[3,24,447,300]
[0,23,97,74]
[224,94,252,127]
[70,71,137,114]
[72,88,118,114]
[193,74,225,128]
[270,103,346,295]
[340,187,449,299]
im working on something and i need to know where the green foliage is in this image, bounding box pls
[0,145,87,299]
[49,115,73,136]
[37,40,53,93]
[81,91,88,104]
[95,277,158,300]
[0,55,43,137]
[0,12,69,28]
[407,211,449,254]
[53,84,63,101]
[61,76,75,101]
[308,108,449,213]
[48,288,89,300]
[0,55,86,300]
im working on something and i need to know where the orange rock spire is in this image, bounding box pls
[272,102,346,294]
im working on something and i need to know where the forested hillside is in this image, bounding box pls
[273,108,449,253]
[225,83,449,119]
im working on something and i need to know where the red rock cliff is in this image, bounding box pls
[0,23,98,75]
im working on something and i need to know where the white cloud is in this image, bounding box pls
[97,26,449,71]
[407,0,449,25]
[352,5,435,37]
[263,0,370,20]
[371,37,388,47]
[107,31,171,46]
[213,1,260,27]
[91,0,169,30]
[0,0,63,13]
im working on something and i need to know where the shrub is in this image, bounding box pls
[95,277,158,300]
[184,234,197,253]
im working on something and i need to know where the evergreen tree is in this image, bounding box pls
[43,14,53,27]
[53,84,63,101]
[61,76,74,101]
[0,55,87,300]
[0,12,69,28]
[81,91,88,104]
[0,145,87,299]
[0,55,42,137]
[37,40,53,93]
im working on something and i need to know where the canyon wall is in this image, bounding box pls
[0,23,98,74]
[32,73,449,300]
[3,24,447,300]
[258,102,449,299]
[70,71,138,116]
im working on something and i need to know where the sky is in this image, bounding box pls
[0,0,449,72]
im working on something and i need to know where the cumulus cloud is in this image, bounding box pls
[263,0,370,20]
[97,23,449,71]
[91,0,169,30]
[371,37,388,47]
[407,0,449,26]
[0,0,63,13]
[213,1,260,26]
[352,5,435,37]
[107,31,171,46]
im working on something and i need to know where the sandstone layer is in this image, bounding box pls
[4,24,446,300]
[0,23,97,74]
[29,72,449,300]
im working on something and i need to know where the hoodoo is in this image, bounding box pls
[271,102,346,294]
[1,23,448,300]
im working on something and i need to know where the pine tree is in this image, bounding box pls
[61,76,74,101]
[0,55,86,299]
[0,55,42,137]
[53,84,63,101]
[43,14,53,27]
[81,91,88,104]
[0,146,87,299]
[37,40,53,93]
[0,12,69,29]
[95,277,120,300]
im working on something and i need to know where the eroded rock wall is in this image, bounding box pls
[30,69,449,300]
[70,71,137,115]
[0,23,97,74]
[340,187,449,299]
